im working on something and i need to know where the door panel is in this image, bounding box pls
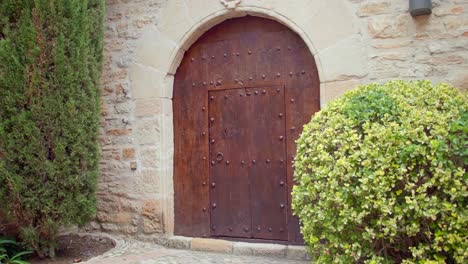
[209,86,287,240]
[246,86,288,240]
[209,88,251,238]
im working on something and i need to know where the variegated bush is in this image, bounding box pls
[292,81,467,263]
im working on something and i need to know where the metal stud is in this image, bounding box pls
[202,157,207,160]
[202,56,206,60]
[210,117,215,123]
[262,89,266,94]
[211,182,216,188]
[254,91,259,95]
[240,93,244,97]
[202,107,206,111]
[268,227,272,232]
[229,227,233,231]
[262,74,266,79]
[224,95,229,99]
[249,76,253,80]
[202,132,206,136]
[224,53,227,57]
[236,52,240,56]
[280,159,284,163]
[276,73,281,77]
[280,228,284,233]
[202,182,206,186]
[212,203,217,208]
[192,83,196,87]
[301,70,306,75]
[234,78,238,82]
[266,159,271,163]
[276,88,280,93]
[291,126,296,131]
[289,72,293,76]
[280,204,285,209]
[280,181,285,186]
[203,208,207,212]
[203,81,207,85]
[244,227,249,232]
[278,113,283,118]
[211,160,215,165]
[211,55,215,59]
[279,136,284,141]
[211,139,216,144]
[288,46,292,50]
[225,160,230,165]
[252,160,256,164]
[257,227,261,231]
[290,98,295,103]
[216,80,222,86]
[277,46,281,51]
[191,58,195,62]
[210,81,214,85]
[210,96,215,100]
[248,50,252,55]
[241,160,245,165]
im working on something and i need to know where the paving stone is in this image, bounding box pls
[191,238,233,253]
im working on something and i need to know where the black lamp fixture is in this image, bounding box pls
[410,0,432,16]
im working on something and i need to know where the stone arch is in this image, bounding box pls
[130,0,367,235]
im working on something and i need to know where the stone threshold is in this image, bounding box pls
[164,236,310,261]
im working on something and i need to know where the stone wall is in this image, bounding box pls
[93,0,468,239]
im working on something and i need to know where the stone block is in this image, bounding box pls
[136,119,160,145]
[368,15,409,39]
[142,200,164,234]
[286,245,309,260]
[136,27,178,73]
[130,63,166,99]
[140,147,161,169]
[318,35,368,82]
[233,242,254,255]
[302,0,358,51]
[132,169,161,194]
[167,236,192,249]
[191,238,233,253]
[249,243,286,258]
[321,79,362,106]
[357,2,391,17]
[135,98,162,117]
[157,0,194,43]
[122,148,136,160]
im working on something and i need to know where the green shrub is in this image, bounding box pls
[292,81,467,263]
[0,0,104,258]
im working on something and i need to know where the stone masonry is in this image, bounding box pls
[93,0,468,240]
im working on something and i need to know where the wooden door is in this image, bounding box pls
[173,16,320,244]
[209,86,288,240]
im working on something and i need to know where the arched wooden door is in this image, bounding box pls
[173,16,320,244]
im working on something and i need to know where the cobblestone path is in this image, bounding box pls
[85,238,309,264]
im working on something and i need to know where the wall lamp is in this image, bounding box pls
[410,0,432,16]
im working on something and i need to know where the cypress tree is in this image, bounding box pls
[0,0,104,258]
